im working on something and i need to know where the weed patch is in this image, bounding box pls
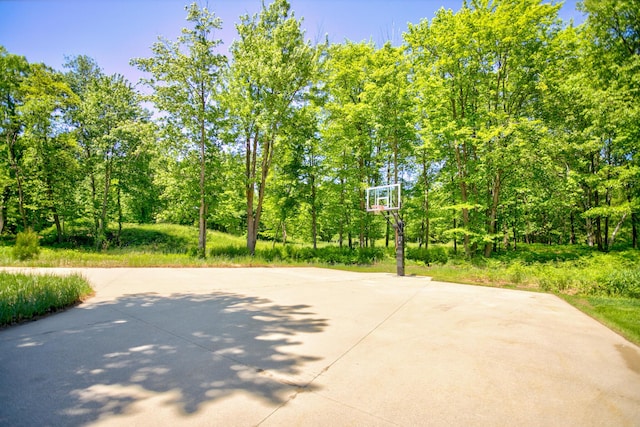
[0,272,93,326]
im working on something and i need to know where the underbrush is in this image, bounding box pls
[6,224,640,298]
[423,249,640,298]
[0,272,93,326]
[210,245,387,265]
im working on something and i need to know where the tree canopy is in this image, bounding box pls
[1,0,638,254]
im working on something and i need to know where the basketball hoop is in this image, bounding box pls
[365,183,400,212]
[365,183,405,277]
[371,204,386,214]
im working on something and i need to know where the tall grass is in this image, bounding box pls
[4,223,640,298]
[0,272,93,325]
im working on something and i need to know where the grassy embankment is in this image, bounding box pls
[1,223,638,345]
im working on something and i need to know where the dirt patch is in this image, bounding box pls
[616,344,640,375]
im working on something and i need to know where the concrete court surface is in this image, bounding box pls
[0,268,639,427]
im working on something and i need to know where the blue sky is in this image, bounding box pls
[1,0,584,83]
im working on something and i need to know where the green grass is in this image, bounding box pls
[559,295,640,345]
[2,223,639,345]
[0,272,93,326]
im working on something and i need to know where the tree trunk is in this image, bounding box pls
[608,213,627,248]
[502,221,509,250]
[86,145,100,248]
[198,89,207,257]
[586,217,594,246]
[282,221,287,245]
[0,192,4,235]
[422,150,430,250]
[246,132,258,255]
[632,212,638,249]
[7,133,27,229]
[338,175,345,248]
[453,217,458,254]
[245,129,274,256]
[311,172,317,250]
[484,173,501,257]
[117,184,123,246]
[97,158,112,250]
[454,141,471,257]
[44,178,63,243]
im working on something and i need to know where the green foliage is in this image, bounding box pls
[12,229,40,260]
[595,269,640,299]
[209,244,385,265]
[406,246,448,265]
[0,272,93,325]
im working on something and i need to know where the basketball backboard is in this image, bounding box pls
[366,183,401,212]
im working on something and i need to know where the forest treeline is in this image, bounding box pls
[1,0,638,257]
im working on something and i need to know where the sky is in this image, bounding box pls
[0,0,585,84]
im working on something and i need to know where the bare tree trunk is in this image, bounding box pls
[311,172,317,250]
[484,173,501,257]
[632,212,638,249]
[421,150,430,250]
[454,141,471,257]
[246,128,275,256]
[7,133,27,229]
[282,221,287,245]
[198,114,207,257]
[0,192,4,235]
[338,175,345,248]
[117,185,123,246]
[608,213,627,248]
[85,145,100,248]
[246,132,258,255]
[453,217,458,254]
[97,158,112,250]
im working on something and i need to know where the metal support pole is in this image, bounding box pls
[391,211,405,277]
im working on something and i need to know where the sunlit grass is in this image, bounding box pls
[2,223,639,343]
[559,295,640,345]
[0,272,93,326]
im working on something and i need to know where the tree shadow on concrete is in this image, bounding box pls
[0,291,328,425]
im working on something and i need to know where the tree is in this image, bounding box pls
[321,41,377,248]
[577,0,640,249]
[364,42,416,247]
[18,63,79,241]
[0,47,29,231]
[406,0,561,256]
[227,0,319,254]
[133,2,227,257]
[65,56,150,248]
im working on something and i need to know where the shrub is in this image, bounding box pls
[506,261,526,284]
[209,245,250,258]
[597,269,640,299]
[257,247,284,262]
[406,246,448,265]
[208,244,384,265]
[12,229,40,261]
[537,266,577,293]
